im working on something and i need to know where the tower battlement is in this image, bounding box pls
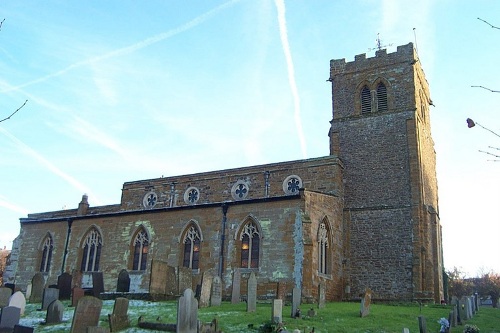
[330,43,417,78]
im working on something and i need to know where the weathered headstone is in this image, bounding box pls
[0,287,12,308]
[210,276,222,307]
[30,273,45,303]
[360,288,373,317]
[92,272,104,298]
[231,268,241,304]
[402,328,410,333]
[276,282,286,300]
[150,260,169,295]
[450,306,457,327]
[291,287,301,318]
[13,324,34,333]
[0,306,21,331]
[272,299,283,324]
[467,296,473,318]
[418,315,427,333]
[177,288,198,333]
[72,287,85,307]
[108,297,130,332]
[45,299,64,324]
[178,266,193,295]
[165,265,177,296]
[70,296,103,333]
[25,284,32,302]
[8,291,26,315]
[41,287,59,311]
[246,272,257,312]
[460,296,469,320]
[318,282,326,309]
[199,318,220,333]
[57,273,73,300]
[116,269,130,293]
[451,296,460,324]
[199,273,213,308]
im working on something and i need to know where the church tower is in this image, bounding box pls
[329,43,444,302]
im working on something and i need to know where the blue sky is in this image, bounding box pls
[1,1,499,277]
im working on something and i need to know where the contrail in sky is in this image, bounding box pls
[274,0,307,158]
[2,0,241,93]
[0,127,102,205]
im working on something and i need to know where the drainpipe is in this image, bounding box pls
[61,218,73,274]
[218,203,229,277]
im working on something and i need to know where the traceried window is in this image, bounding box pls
[132,227,149,271]
[182,225,201,269]
[80,227,102,272]
[39,234,53,273]
[240,221,260,269]
[318,220,329,275]
[376,82,388,112]
[361,85,371,113]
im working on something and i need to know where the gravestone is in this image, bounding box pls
[87,328,110,333]
[165,265,177,296]
[41,287,59,311]
[291,287,301,318]
[231,268,241,304]
[272,299,283,324]
[177,288,198,333]
[150,260,169,295]
[459,296,469,320]
[116,269,130,293]
[199,273,213,308]
[451,296,460,324]
[402,329,410,333]
[92,272,104,298]
[8,291,26,315]
[70,296,103,333]
[108,297,130,332]
[210,276,222,307]
[360,288,373,317]
[178,266,193,295]
[467,297,473,318]
[13,325,34,333]
[0,287,12,308]
[450,306,457,327]
[45,299,64,324]
[57,273,73,300]
[276,282,286,300]
[0,306,21,331]
[30,273,45,303]
[25,284,32,302]
[318,282,326,309]
[246,272,257,312]
[418,315,427,333]
[72,287,85,307]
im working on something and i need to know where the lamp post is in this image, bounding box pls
[466,118,500,161]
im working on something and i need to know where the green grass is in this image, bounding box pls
[19,300,500,332]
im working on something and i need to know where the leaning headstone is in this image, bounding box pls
[41,287,59,311]
[231,268,241,304]
[246,272,257,312]
[0,287,12,308]
[45,299,64,324]
[178,266,193,295]
[291,287,301,318]
[360,288,373,318]
[272,299,283,324]
[70,296,103,333]
[418,315,427,333]
[116,269,130,293]
[199,273,213,308]
[0,306,21,331]
[318,282,326,309]
[108,297,130,332]
[8,291,26,315]
[72,287,85,307]
[57,273,73,300]
[210,276,222,307]
[30,273,45,303]
[13,324,34,333]
[92,272,104,298]
[177,288,198,333]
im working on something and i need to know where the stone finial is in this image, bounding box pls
[77,194,89,216]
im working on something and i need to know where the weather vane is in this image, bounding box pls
[369,33,393,52]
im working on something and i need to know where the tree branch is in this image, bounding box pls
[0,100,28,123]
[477,17,500,30]
[471,85,500,93]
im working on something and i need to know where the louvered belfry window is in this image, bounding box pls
[377,83,388,112]
[361,86,371,113]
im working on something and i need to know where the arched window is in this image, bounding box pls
[80,227,102,272]
[318,220,329,275]
[361,85,371,113]
[240,221,260,269]
[377,82,388,112]
[132,227,149,271]
[40,234,53,272]
[182,225,201,269]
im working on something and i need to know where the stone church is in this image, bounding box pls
[5,43,444,303]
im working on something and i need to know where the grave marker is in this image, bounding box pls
[231,268,241,304]
[0,306,21,331]
[318,282,326,309]
[360,288,373,317]
[210,276,222,307]
[41,287,59,311]
[108,297,130,332]
[92,272,104,298]
[165,265,177,296]
[116,269,130,293]
[177,288,198,333]
[291,287,301,318]
[45,299,64,324]
[272,299,283,324]
[70,296,103,333]
[418,315,427,333]
[178,266,193,295]
[13,325,34,333]
[247,272,257,312]
[199,273,213,308]
[8,291,26,315]
[57,273,73,300]
[71,287,85,307]
[30,273,45,303]
[0,287,12,308]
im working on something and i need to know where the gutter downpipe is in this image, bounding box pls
[61,218,73,274]
[218,203,229,277]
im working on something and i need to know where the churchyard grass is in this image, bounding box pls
[18,299,499,332]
